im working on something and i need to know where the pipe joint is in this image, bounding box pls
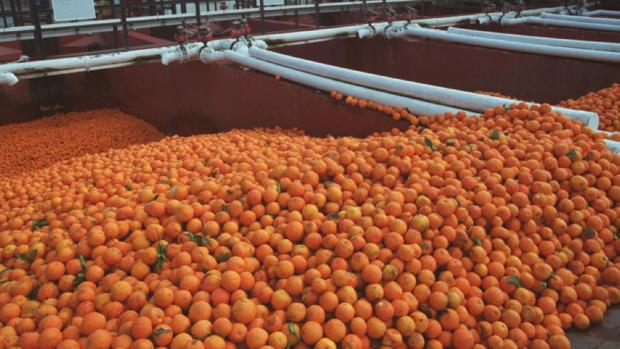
[0,72,18,86]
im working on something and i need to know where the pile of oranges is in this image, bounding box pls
[0,102,620,349]
[558,84,620,133]
[0,109,163,178]
[331,91,419,124]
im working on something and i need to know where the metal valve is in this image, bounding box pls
[383,7,397,23]
[175,25,188,45]
[231,20,244,38]
[511,0,525,18]
[220,1,228,11]
[364,10,379,24]
[397,5,418,22]
[198,27,213,43]
[482,1,496,14]
[240,18,251,36]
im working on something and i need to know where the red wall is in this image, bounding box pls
[2,25,619,135]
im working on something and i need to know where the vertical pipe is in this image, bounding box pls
[259,0,265,34]
[360,0,366,23]
[181,0,187,13]
[1,0,8,28]
[120,0,130,50]
[206,0,209,12]
[294,8,298,28]
[29,0,43,58]
[159,0,165,14]
[15,0,22,25]
[314,0,319,28]
[194,0,200,27]
[111,0,119,48]
[9,0,18,26]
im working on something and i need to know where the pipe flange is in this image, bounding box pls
[367,24,377,38]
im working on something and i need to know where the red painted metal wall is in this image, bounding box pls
[1,25,619,136]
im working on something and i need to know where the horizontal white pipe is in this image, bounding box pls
[605,139,620,154]
[0,44,196,75]
[541,12,620,26]
[402,26,620,64]
[447,27,620,52]
[247,45,598,129]
[203,49,478,118]
[248,4,580,44]
[502,16,620,32]
[582,10,620,17]
[0,72,18,86]
[0,4,582,82]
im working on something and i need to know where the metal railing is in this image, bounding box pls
[0,0,435,55]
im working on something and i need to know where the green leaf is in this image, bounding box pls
[160,179,170,185]
[489,129,500,140]
[73,272,86,288]
[276,182,282,193]
[582,228,597,239]
[424,137,437,151]
[32,219,49,231]
[16,249,38,263]
[186,232,212,247]
[301,289,308,302]
[567,150,577,159]
[170,187,177,199]
[288,323,300,341]
[467,144,477,151]
[154,242,168,271]
[216,253,231,263]
[473,238,482,246]
[28,285,39,300]
[327,213,340,221]
[79,255,87,270]
[506,275,522,288]
[446,139,456,146]
[147,194,159,203]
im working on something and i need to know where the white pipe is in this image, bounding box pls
[257,4,580,44]
[582,10,620,17]
[160,39,269,65]
[0,4,583,82]
[201,49,478,118]
[161,43,205,65]
[604,139,620,154]
[0,44,196,75]
[401,26,620,64]
[447,27,620,53]
[247,46,599,129]
[541,12,620,26]
[501,16,620,32]
[0,72,18,86]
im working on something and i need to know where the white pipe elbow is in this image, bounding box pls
[383,25,408,39]
[252,40,269,49]
[357,26,377,39]
[161,50,180,66]
[477,16,492,25]
[0,72,18,86]
[199,47,226,63]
